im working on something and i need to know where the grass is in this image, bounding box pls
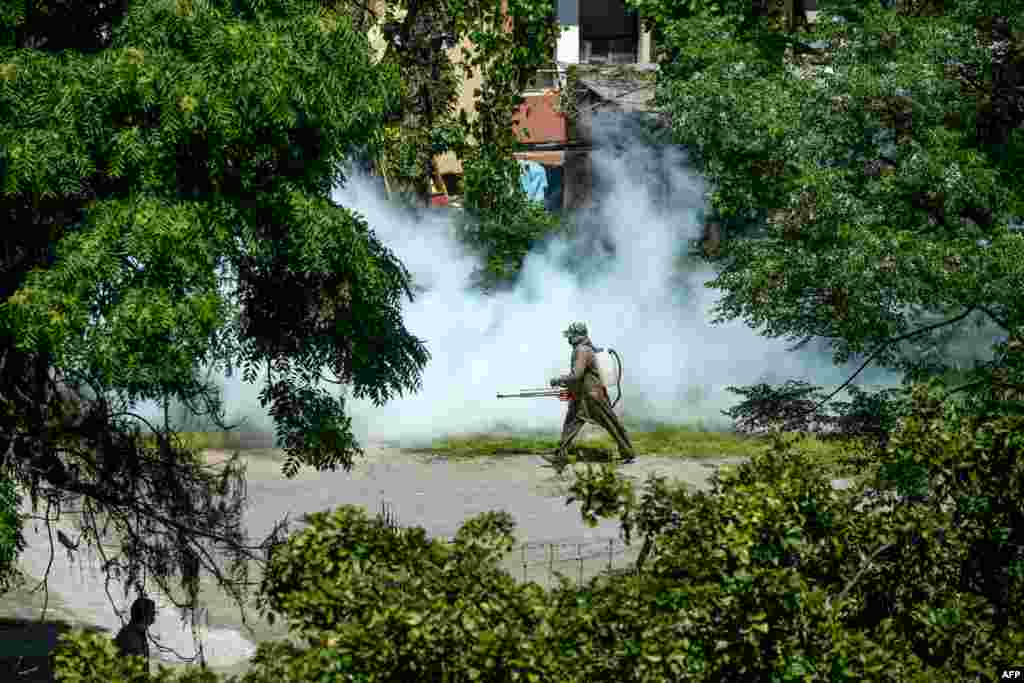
[408,420,850,465]
[138,425,854,475]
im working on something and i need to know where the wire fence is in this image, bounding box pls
[376,502,639,588]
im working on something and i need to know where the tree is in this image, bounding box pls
[376,0,463,205]
[0,0,429,643]
[370,0,565,289]
[47,424,1024,681]
[371,0,561,212]
[627,0,1023,435]
[0,468,25,593]
[603,0,1024,669]
[453,0,565,291]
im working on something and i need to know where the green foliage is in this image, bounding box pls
[46,388,1024,681]
[373,0,462,202]
[625,3,1024,673]
[0,0,427,647]
[872,381,1024,619]
[447,0,565,290]
[723,380,910,450]
[455,147,563,291]
[636,0,1024,449]
[563,415,1024,680]
[2,0,428,467]
[53,629,227,682]
[254,505,551,682]
[373,0,560,207]
[0,468,25,593]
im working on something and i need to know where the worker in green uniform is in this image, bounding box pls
[546,322,636,468]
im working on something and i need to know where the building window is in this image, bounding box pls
[579,0,638,64]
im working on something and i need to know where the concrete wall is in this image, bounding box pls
[514,91,568,145]
[435,34,486,175]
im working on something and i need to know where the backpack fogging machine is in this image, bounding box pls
[495,349,624,409]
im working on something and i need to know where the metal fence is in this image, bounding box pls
[376,502,639,588]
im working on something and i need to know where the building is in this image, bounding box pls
[364,0,660,207]
[448,0,662,209]
[507,0,660,210]
[369,0,818,209]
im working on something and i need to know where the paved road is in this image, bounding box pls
[232,445,745,542]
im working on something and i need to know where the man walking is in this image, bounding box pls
[546,322,636,468]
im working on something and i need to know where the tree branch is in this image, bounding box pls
[827,542,894,612]
[943,378,1024,400]
[35,463,271,560]
[32,498,56,623]
[977,305,1010,330]
[800,305,978,418]
[106,410,163,436]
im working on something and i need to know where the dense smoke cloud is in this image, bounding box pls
[327,113,898,444]
[153,112,902,443]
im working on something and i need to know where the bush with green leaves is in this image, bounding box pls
[53,631,224,683]
[0,467,25,593]
[562,395,1024,680]
[634,0,1024,445]
[47,378,1022,681]
[456,147,564,292]
[253,506,553,681]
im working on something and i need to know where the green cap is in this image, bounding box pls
[562,322,588,339]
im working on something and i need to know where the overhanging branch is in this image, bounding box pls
[978,305,1010,330]
[798,305,978,418]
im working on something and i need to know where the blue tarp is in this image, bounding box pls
[519,160,548,203]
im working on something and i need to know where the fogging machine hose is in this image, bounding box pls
[608,348,623,409]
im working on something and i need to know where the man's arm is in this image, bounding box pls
[557,346,592,386]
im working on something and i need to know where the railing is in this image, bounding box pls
[581,37,638,65]
[523,66,560,93]
[376,501,639,587]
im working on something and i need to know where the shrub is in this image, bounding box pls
[51,383,1024,682]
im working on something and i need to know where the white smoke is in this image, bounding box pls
[147,112,900,443]
[324,113,896,444]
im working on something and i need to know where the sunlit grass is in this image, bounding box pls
[140,425,852,473]
[410,420,849,465]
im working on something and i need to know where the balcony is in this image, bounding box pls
[523,67,560,94]
[581,36,637,65]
